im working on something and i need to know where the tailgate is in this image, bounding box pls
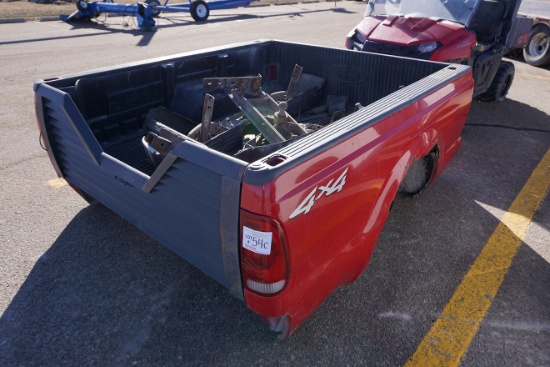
[35,82,246,300]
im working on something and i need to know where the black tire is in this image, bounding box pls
[145,0,161,17]
[190,0,209,22]
[76,0,89,12]
[477,61,515,102]
[523,24,550,67]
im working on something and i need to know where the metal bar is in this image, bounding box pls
[229,91,285,144]
[285,64,304,100]
[203,76,262,95]
[199,94,215,143]
[157,0,256,12]
[206,0,256,10]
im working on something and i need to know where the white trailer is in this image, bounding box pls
[518,0,550,66]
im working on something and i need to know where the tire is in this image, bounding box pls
[190,0,209,22]
[523,24,550,67]
[76,0,89,11]
[477,61,515,102]
[145,0,161,17]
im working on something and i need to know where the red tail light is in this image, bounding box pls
[240,210,290,296]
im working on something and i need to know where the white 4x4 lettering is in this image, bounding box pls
[289,167,348,219]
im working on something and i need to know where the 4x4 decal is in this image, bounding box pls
[289,167,349,219]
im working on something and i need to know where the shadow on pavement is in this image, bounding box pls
[0,204,271,365]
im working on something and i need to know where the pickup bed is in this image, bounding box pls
[35,40,474,338]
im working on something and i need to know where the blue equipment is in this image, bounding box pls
[61,0,256,30]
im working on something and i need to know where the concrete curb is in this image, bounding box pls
[39,16,61,21]
[0,16,61,23]
[247,2,271,7]
[0,17,25,23]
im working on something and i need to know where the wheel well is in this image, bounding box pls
[398,146,439,196]
[533,22,550,32]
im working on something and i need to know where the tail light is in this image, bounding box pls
[240,210,290,296]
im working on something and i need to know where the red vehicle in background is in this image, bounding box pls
[346,0,528,101]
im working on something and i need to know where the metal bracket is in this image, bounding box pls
[271,64,303,102]
[203,75,263,96]
[199,94,215,143]
[229,88,307,144]
[229,90,286,144]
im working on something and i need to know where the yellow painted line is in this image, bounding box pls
[515,73,550,81]
[46,178,68,189]
[405,148,550,367]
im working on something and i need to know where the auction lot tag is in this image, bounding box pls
[242,226,272,255]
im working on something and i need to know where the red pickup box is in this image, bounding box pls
[35,40,474,338]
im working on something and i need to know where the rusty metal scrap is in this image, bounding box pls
[203,75,262,96]
[198,93,215,143]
